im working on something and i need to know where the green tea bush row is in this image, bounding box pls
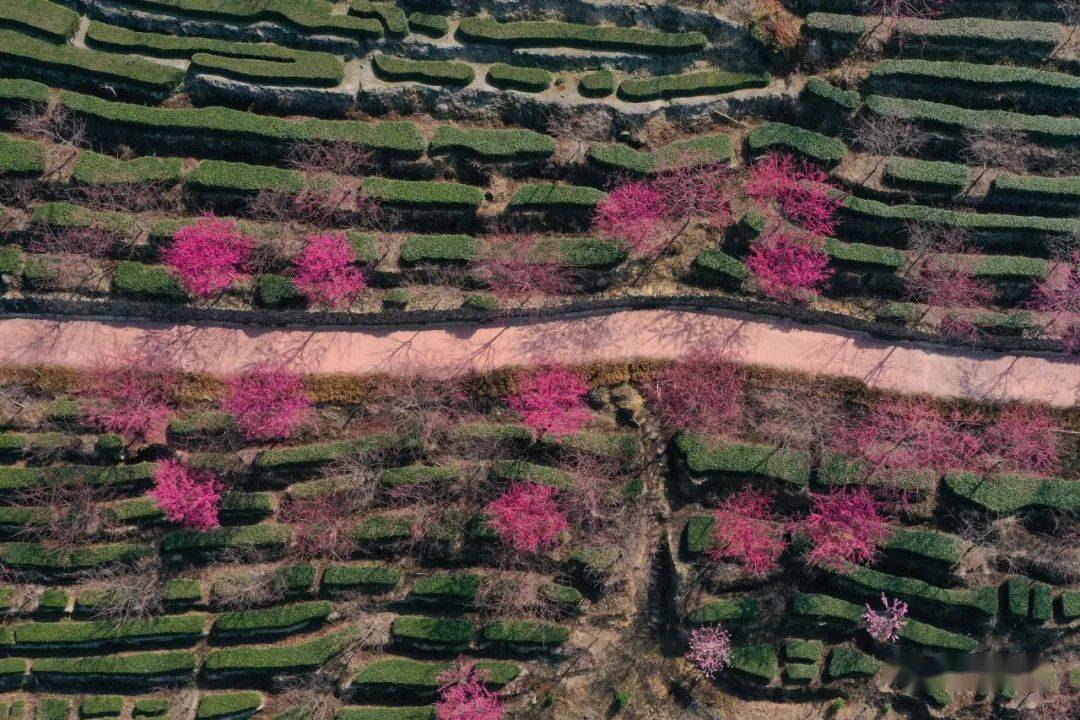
[349,1,407,36]
[944,470,1080,513]
[0,132,44,177]
[211,601,331,638]
[350,658,518,701]
[486,64,552,93]
[587,134,733,175]
[203,627,364,675]
[883,157,969,194]
[431,126,555,160]
[194,692,262,720]
[618,69,770,102]
[746,122,848,165]
[0,0,80,39]
[893,17,1061,62]
[125,0,383,39]
[322,563,402,593]
[161,523,291,556]
[676,433,812,487]
[10,614,208,648]
[372,55,475,87]
[456,16,707,54]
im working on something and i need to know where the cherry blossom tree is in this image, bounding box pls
[839,398,983,474]
[801,487,892,571]
[747,227,833,303]
[686,625,732,679]
[221,365,312,441]
[746,152,841,238]
[593,181,666,257]
[508,365,590,439]
[470,233,573,301]
[901,225,993,330]
[984,405,1060,475]
[1030,244,1080,350]
[436,660,504,720]
[707,489,788,576]
[78,360,176,443]
[149,460,223,531]
[864,593,908,644]
[594,159,732,260]
[645,353,745,435]
[291,232,367,309]
[486,482,569,554]
[162,214,255,299]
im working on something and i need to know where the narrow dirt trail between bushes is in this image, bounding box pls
[0,308,1077,406]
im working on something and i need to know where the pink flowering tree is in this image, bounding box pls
[707,489,788,576]
[801,487,892,571]
[221,365,312,441]
[149,459,223,531]
[471,233,573,301]
[486,482,569,554]
[436,660,504,720]
[984,405,1060,475]
[747,228,833,303]
[686,625,732,679]
[746,153,841,238]
[594,159,732,261]
[645,353,745,435]
[839,398,983,474]
[593,181,666,257]
[863,593,909,644]
[1030,246,1079,351]
[508,365,590,439]
[78,360,176,443]
[162,214,255,299]
[291,232,367,309]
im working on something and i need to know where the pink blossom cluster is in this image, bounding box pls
[79,363,175,442]
[221,365,312,440]
[593,161,732,258]
[508,365,591,438]
[747,228,833,303]
[864,593,909,644]
[292,232,367,309]
[686,625,732,679]
[486,482,569,554]
[149,459,223,531]
[163,214,255,298]
[708,489,787,576]
[646,353,745,435]
[436,660,504,720]
[746,152,841,238]
[801,487,892,571]
[472,233,572,300]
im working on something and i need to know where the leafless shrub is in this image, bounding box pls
[288,140,374,178]
[85,556,166,627]
[28,225,118,258]
[751,380,846,462]
[476,570,565,620]
[13,474,110,549]
[11,100,85,149]
[850,114,928,176]
[209,565,288,611]
[276,678,343,720]
[0,384,33,427]
[546,107,613,166]
[961,126,1035,179]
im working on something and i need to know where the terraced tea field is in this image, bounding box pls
[0,1,1076,719]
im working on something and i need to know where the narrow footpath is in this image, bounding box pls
[0,308,1076,406]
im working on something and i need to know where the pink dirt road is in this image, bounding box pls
[0,309,1076,406]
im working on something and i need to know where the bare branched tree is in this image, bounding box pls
[13,474,111,550]
[850,114,929,180]
[961,126,1035,182]
[546,107,613,166]
[288,140,374,178]
[85,556,166,627]
[209,565,288,611]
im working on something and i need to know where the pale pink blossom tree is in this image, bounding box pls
[984,405,1060,475]
[863,593,908,644]
[78,360,176,443]
[838,398,983,473]
[707,489,788,576]
[686,624,732,679]
[801,487,892,571]
[1030,246,1079,350]
[149,459,223,531]
[486,482,569,554]
[221,365,312,441]
[291,232,367,309]
[746,152,841,238]
[747,228,833,303]
[162,214,255,299]
[645,353,745,435]
[508,365,590,439]
[436,660,504,720]
[471,233,573,301]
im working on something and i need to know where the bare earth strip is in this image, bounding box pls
[1,309,1077,406]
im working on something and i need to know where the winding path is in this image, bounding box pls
[0,308,1077,406]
